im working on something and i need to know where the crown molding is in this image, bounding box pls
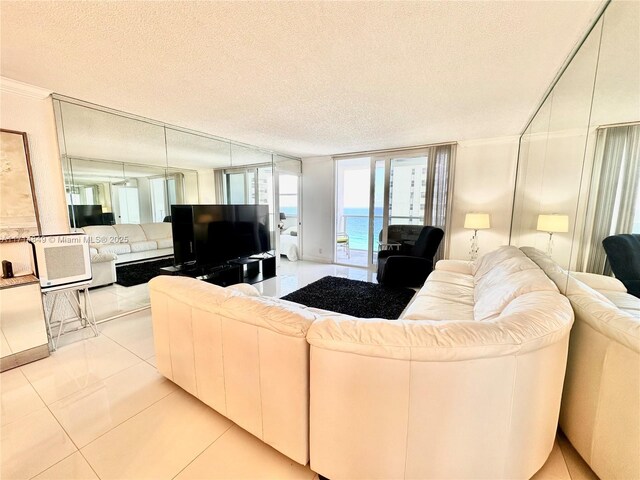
[0,77,52,100]
[457,135,520,147]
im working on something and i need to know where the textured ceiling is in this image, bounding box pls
[0,1,601,157]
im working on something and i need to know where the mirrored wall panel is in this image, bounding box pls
[54,97,301,321]
[511,0,639,296]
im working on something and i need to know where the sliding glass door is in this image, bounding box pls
[335,158,372,266]
[335,145,453,268]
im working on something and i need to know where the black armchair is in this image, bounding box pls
[602,233,640,298]
[376,226,444,287]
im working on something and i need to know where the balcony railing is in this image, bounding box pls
[338,214,424,252]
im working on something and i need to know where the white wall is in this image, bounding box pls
[300,156,334,263]
[0,79,67,275]
[197,169,217,203]
[136,177,153,223]
[449,136,519,260]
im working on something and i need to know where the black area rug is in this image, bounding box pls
[115,257,174,287]
[281,276,415,319]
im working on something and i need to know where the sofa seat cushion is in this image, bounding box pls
[140,222,172,241]
[112,224,148,243]
[416,281,475,306]
[97,243,131,255]
[130,240,158,253]
[601,291,640,315]
[401,295,474,321]
[435,259,474,275]
[426,270,474,289]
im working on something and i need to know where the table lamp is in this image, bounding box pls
[464,213,490,261]
[537,214,569,256]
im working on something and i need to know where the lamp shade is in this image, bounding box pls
[537,214,569,233]
[279,212,287,220]
[464,213,490,230]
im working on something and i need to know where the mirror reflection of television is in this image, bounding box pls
[171,204,271,268]
[69,204,104,228]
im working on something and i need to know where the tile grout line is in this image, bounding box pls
[96,311,157,364]
[19,335,146,408]
[21,368,102,480]
[170,423,236,480]
[71,388,179,452]
[13,324,165,479]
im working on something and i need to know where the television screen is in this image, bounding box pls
[171,204,271,268]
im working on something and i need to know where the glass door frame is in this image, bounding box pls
[334,148,436,268]
[274,171,302,263]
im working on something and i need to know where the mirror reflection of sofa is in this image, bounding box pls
[522,247,640,480]
[82,223,173,264]
[81,222,173,287]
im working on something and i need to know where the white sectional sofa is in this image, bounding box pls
[522,247,640,480]
[149,245,573,479]
[82,222,173,265]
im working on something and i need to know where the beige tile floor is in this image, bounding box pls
[1,260,597,479]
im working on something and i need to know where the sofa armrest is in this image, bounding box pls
[149,275,316,337]
[435,259,474,275]
[570,271,627,293]
[226,283,261,297]
[91,252,117,263]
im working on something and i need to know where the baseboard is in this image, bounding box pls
[0,343,49,372]
[301,255,333,264]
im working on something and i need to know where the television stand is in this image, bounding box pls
[159,255,276,287]
[228,255,276,285]
[160,263,243,287]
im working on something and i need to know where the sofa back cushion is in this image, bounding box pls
[81,225,118,246]
[520,246,616,305]
[570,293,640,353]
[472,245,526,280]
[474,257,557,321]
[112,224,147,243]
[141,222,172,241]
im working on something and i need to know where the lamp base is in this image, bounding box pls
[545,232,554,257]
[469,230,479,261]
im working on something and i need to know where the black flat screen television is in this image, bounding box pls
[171,204,271,268]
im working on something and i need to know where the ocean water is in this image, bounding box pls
[340,208,383,251]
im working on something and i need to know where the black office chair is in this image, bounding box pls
[377,226,444,287]
[602,233,640,298]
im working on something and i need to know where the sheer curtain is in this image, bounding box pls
[424,144,454,262]
[580,124,640,274]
